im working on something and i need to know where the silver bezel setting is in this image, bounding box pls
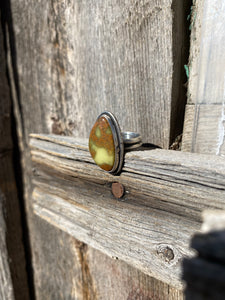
[97,111,124,175]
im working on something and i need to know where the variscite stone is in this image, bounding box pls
[89,116,115,171]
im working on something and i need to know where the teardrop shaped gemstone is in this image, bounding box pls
[89,116,115,171]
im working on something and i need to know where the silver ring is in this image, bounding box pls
[122,132,142,149]
[89,111,142,174]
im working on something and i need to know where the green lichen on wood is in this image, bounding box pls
[187,0,197,31]
[184,64,189,79]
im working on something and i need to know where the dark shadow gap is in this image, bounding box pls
[0,1,35,299]
[170,0,192,147]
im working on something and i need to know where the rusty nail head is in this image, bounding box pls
[111,182,125,199]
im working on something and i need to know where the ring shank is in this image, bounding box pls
[122,132,142,149]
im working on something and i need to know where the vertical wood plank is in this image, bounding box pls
[9,0,189,148]
[182,0,225,155]
[186,0,204,106]
[88,247,183,300]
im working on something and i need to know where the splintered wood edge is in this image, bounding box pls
[29,134,225,289]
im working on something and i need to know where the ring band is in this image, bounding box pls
[122,132,142,150]
[89,111,142,174]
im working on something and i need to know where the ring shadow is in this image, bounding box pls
[125,143,161,152]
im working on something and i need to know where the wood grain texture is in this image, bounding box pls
[0,191,15,300]
[193,1,225,105]
[182,0,225,155]
[87,247,183,300]
[0,12,29,299]
[187,0,204,105]
[182,104,225,154]
[9,0,189,149]
[6,0,190,298]
[30,134,225,288]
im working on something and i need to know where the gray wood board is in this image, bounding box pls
[9,0,188,149]
[30,134,225,288]
[193,0,225,105]
[182,104,225,155]
[187,0,204,105]
[85,246,183,300]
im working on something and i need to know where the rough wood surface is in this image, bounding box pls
[87,247,183,300]
[182,104,225,154]
[0,191,15,300]
[5,0,191,298]
[30,134,225,217]
[9,0,189,149]
[0,11,29,299]
[186,0,204,106]
[182,0,225,155]
[30,134,225,288]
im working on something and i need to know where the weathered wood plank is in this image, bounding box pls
[187,0,204,106]
[86,247,183,300]
[33,187,196,289]
[182,0,225,155]
[182,104,225,154]
[0,191,15,300]
[193,1,225,105]
[30,134,225,217]
[30,134,225,288]
[9,0,189,149]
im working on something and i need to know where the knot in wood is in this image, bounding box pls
[157,245,174,263]
[111,182,125,199]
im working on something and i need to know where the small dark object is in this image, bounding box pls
[170,134,182,150]
[182,230,225,300]
[111,182,125,199]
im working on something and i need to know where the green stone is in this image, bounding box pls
[89,116,115,171]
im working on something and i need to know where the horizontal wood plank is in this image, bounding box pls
[30,134,225,288]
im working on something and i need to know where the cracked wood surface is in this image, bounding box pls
[9,0,189,149]
[30,134,225,288]
[182,0,225,155]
